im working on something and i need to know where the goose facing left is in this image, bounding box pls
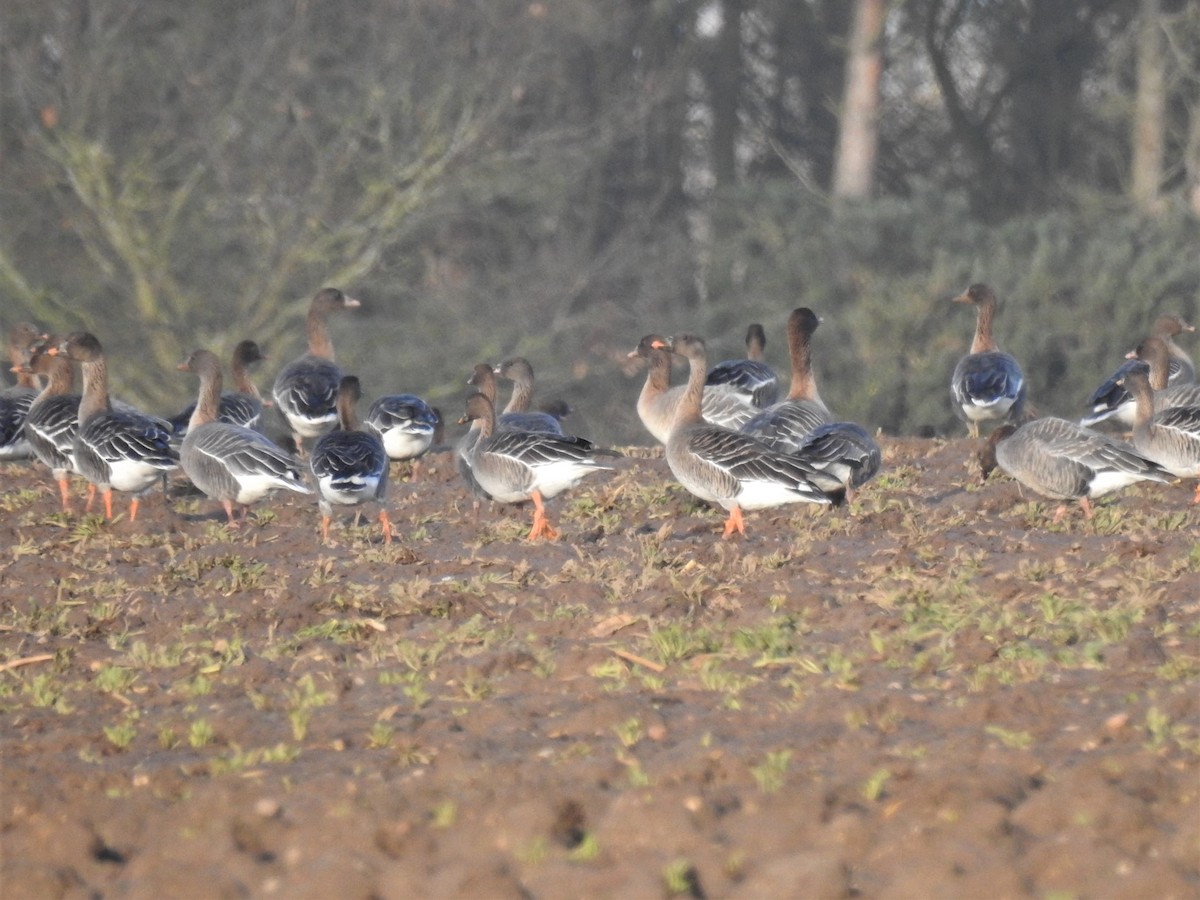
[178,349,309,526]
[48,332,178,522]
[1,322,42,460]
[272,287,361,452]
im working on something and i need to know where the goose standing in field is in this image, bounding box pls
[311,376,392,544]
[18,345,83,510]
[494,357,573,431]
[1,322,42,460]
[1119,362,1200,502]
[791,421,883,503]
[654,334,834,538]
[170,340,268,437]
[950,283,1026,438]
[627,334,759,445]
[980,417,1171,522]
[272,287,361,453]
[1081,314,1196,428]
[47,332,178,522]
[177,349,309,527]
[705,323,780,409]
[471,362,563,434]
[457,390,613,541]
[740,308,832,453]
[1124,336,1200,412]
[364,391,439,474]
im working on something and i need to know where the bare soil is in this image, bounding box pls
[2,437,1198,899]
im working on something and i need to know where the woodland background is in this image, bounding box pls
[2,0,1199,444]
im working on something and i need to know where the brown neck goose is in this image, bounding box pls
[47,332,177,522]
[481,360,564,434]
[272,288,361,451]
[950,284,1027,438]
[704,323,780,409]
[981,418,1171,522]
[628,334,759,445]
[1082,316,1197,428]
[170,339,268,437]
[18,346,81,510]
[178,349,309,527]
[457,390,613,541]
[740,309,832,453]
[653,333,834,538]
[0,322,42,459]
[310,376,391,545]
[1119,362,1200,501]
[1125,337,1200,412]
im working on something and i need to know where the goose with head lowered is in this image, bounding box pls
[364,391,439,471]
[311,376,392,545]
[705,323,780,409]
[653,333,835,538]
[47,332,177,522]
[1081,314,1196,429]
[950,283,1026,438]
[980,417,1171,522]
[272,287,361,453]
[457,390,614,541]
[178,349,309,527]
[740,308,832,453]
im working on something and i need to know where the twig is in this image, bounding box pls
[611,649,666,673]
[0,654,54,673]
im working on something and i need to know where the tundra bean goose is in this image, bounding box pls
[705,323,780,409]
[0,322,42,460]
[19,345,82,510]
[272,288,361,452]
[178,349,309,526]
[171,340,268,437]
[950,284,1026,438]
[1082,314,1196,428]
[311,376,392,545]
[1124,337,1200,412]
[1119,362,1200,502]
[981,417,1170,522]
[655,334,834,539]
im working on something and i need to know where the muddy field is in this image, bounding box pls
[1,435,1198,899]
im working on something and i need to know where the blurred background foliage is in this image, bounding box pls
[2,0,1199,444]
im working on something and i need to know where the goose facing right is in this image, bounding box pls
[981,417,1172,521]
[178,349,310,526]
[272,288,361,452]
[950,284,1027,437]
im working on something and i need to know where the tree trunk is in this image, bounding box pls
[710,0,743,190]
[832,0,888,200]
[1131,0,1166,216]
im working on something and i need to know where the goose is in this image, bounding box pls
[1124,337,1200,412]
[364,392,439,467]
[17,345,82,510]
[980,417,1171,521]
[653,333,834,538]
[170,340,268,437]
[178,349,309,526]
[1082,314,1196,428]
[0,322,42,460]
[272,287,361,452]
[310,376,391,544]
[740,308,832,453]
[47,332,178,522]
[705,323,780,408]
[627,334,759,445]
[791,421,883,503]
[492,358,571,434]
[1119,362,1200,502]
[457,390,613,541]
[950,283,1026,437]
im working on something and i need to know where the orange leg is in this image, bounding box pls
[320,515,332,545]
[379,509,393,544]
[1193,482,1200,504]
[1078,497,1094,519]
[84,483,97,512]
[57,478,72,512]
[128,496,140,523]
[222,500,241,528]
[721,505,747,539]
[526,491,559,541]
[102,489,114,520]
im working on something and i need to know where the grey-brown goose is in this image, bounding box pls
[170,340,268,437]
[792,421,883,502]
[1125,337,1200,412]
[484,361,565,434]
[980,417,1171,521]
[627,334,759,445]
[1082,314,1196,428]
[1,322,42,460]
[311,376,391,544]
[19,345,81,510]
[655,334,834,538]
[950,284,1026,438]
[457,391,613,541]
[272,288,361,452]
[1119,362,1200,502]
[48,333,177,522]
[705,323,780,409]
[740,308,833,452]
[179,349,309,526]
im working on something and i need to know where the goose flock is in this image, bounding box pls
[3,283,1198,541]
